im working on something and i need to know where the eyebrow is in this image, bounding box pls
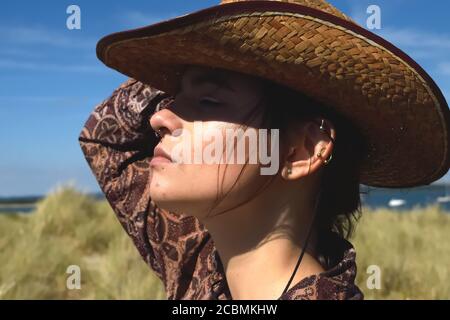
[190,72,236,93]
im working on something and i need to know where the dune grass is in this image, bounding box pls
[0,186,165,299]
[0,186,448,299]
[352,204,450,300]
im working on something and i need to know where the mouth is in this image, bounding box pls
[151,145,172,165]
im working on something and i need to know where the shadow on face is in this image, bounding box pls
[169,65,268,126]
[147,65,279,218]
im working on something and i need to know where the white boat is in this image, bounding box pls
[437,196,450,203]
[388,198,406,207]
[436,184,450,203]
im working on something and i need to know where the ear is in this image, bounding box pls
[281,118,336,180]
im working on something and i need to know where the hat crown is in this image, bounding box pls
[220,0,354,22]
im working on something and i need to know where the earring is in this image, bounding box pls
[319,119,326,131]
[317,147,326,158]
[324,153,333,165]
[318,119,336,144]
[287,168,292,174]
[154,129,162,138]
[317,147,333,165]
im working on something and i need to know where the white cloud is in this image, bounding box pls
[0,48,44,59]
[0,58,105,73]
[378,28,450,50]
[369,28,450,65]
[0,96,97,103]
[0,25,95,49]
[122,11,165,26]
[120,10,183,29]
[0,96,104,111]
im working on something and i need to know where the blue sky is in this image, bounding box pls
[0,0,449,196]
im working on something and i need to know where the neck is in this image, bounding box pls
[201,184,323,300]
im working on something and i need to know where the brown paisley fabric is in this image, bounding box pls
[78,78,364,300]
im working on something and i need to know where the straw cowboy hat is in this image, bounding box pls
[96,0,450,188]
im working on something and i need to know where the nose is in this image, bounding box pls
[149,106,183,139]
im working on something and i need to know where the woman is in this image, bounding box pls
[79,0,450,300]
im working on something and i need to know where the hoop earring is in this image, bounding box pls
[317,147,332,165]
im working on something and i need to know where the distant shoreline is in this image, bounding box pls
[1,183,448,202]
[0,203,36,214]
[0,192,105,204]
[1,184,449,214]
[0,203,37,208]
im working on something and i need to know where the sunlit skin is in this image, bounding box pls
[149,65,336,300]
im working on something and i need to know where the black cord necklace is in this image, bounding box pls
[280,188,322,297]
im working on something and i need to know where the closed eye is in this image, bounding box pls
[199,96,222,106]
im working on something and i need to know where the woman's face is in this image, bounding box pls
[149,65,276,219]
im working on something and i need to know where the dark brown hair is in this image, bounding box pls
[261,80,369,239]
[166,64,368,266]
[205,77,369,267]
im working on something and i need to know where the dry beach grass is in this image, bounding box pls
[0,187,448,299]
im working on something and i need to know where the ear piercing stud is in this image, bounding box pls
[317,119,333,165]
[154,129,163,138]
[318,119,336,144]
[319,119,326,131]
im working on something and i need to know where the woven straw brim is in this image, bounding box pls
[97,1,450,188]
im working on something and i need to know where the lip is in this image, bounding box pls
[151,145,172,165]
